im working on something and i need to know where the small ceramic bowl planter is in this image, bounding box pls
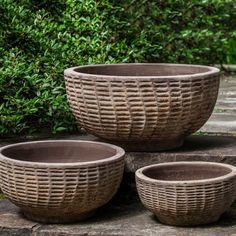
[0,140,125,223]
[135,162,236,226]
[64,63,220,151]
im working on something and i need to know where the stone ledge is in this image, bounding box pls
[125,135,236,172]
[200,113,236,135]
[215,64,236,72]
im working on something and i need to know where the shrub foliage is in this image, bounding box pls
[1,0,236,136]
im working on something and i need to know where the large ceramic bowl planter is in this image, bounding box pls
[64,63,220,151]
[136,162,236,226]
[0,140,125,223]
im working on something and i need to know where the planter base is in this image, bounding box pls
[156,214,220,226]
[22,209,96,224]
[108,138,184,152]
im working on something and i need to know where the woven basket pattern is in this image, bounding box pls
[136,176,236,225]
[64,74,219,141]
[0,159,124,213]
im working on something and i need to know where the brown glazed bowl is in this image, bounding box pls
[64,63,220,151]
[136,162,236,226]
[0,140,125,223]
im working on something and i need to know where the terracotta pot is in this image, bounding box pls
[0,140,125,223]
[135,162,236,226]
[64,63,220,151]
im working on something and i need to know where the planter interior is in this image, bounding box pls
[74,64,211,76]
[1,141,117,163]
[143,163,232,181]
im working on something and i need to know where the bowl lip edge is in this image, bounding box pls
[64,63,220,80]
[0,140,125,167]
[135,161,236,185]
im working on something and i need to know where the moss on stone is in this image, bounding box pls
[0,193,5,200]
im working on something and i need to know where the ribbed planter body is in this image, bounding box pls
[0,140,125,223]
[136,162,236,226]
[64,64,220,150]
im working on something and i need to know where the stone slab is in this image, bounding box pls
[200,113,236,134]
[215,76,236,112]
[215,64,236,72]
[221,64,236,72]
[0,200,39,236]
[0,189,236,236]
[218,76,236,98]
[125,135,236,172]
[216,98,236,110]
[220,76,236,86]
[218,93,236,101]
[219,89,236,97]
[215,104,236,113]
[217,98,236,104]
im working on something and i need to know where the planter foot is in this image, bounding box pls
[156,214,220,226]
[108,138,184,152]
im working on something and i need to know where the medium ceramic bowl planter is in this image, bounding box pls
[135,162,236,226]
[0,140,125,223]
[64,63,220,151]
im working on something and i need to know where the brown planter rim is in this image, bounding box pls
[64,63,220,80]
[0,140,125,168]
[136,161,236,185]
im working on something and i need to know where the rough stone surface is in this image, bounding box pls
[125,135,236,172]
[0,189,236,236]
[200,75,236,135]
[216,98,236,112]
[0,200,39,236]
[222,65,236,72]
[215,64,236,72]
[200,113,236,135]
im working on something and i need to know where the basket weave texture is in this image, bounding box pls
[64,68,219,142]
[0,153,124,222]
[136,163,236,226]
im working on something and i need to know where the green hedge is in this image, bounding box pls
[224,39,236,64]
[1,0,236,136]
